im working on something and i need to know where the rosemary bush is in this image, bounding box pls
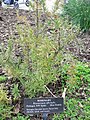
[0,0,79,97]
[0,21,78,97]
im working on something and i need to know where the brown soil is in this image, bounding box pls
[0,7,36,44]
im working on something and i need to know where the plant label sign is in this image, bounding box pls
[24,97,64,115]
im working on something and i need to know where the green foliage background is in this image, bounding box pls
[63,0,90,31]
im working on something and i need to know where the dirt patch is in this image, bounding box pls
[0,7,36,43]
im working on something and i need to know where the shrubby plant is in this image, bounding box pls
[0,85,9,103]
[53,96,90,120]
[61,62,90,91]
[0,0,79,98]
[12,84,20,100]
[13,113,29,120]
[63,0,90,31]
[0,76,7,82]
[0,20,79,98]
[0,85,12,119]
[53,61,90,120]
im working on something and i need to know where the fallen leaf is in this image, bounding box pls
[78,102,83,108]
[13,103,20,114]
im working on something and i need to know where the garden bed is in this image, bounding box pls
[0,7,90,120]
[0,7,90,62]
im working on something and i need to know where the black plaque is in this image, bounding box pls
[24,97,64,115]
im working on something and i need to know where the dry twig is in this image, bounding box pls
[44,85,57,98]
[62,88,67,100]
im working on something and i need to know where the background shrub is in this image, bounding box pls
[63,0,90,31]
